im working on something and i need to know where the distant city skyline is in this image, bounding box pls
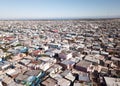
[0,0,120,19]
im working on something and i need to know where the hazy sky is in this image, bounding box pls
[0,0,120,19]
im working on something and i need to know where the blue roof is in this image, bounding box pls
[27,76,36,82]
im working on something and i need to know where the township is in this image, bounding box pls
[0,19,120,86]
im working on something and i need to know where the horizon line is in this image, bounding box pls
[0,16,120,21]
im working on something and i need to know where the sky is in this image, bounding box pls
[0,0,120,19]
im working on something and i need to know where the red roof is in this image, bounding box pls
[32,50,42,56]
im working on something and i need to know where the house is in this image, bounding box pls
[38,56,56,63]
[69,57,80,63]
[7,48,20,55]
[0,74,13,86]
[59,50,72,60]
[111,57,120,67]
[19,59,31,66]
[7,80,22,86]
[65,72,75,82]
[91,50,100,54]
[46,64,62,74]
[104,60,112,68]
[92,45,101,50]
[60,59,75,70]
[48,43,61,49]
[31,50,43,56]
[104,77,120,86]
[39,62,54,71]
[6,69,19,78]
[74,60,92,72]
[14,73,30,85]
[27,60,43,70]
[100,51,109,56]
[73,81,83,86]
[11,53,26,62]
[61,44,70,50]
[60,70,75,82]
[76,44,85,52]
[0,61,11,70]
[100,67,108,76]
[95,55,105,66]
[0,49,4,58]
[10,39,20,46]
[20,47,28,53]
[42,45,49,51]
[0,81,7,86]
[84,55,99,64]
[15,70,45,86]
[45,51,55,57]
[57,77,71,86]
[78,72,90,82]
[50,73,62,80]
[41,77,57,86]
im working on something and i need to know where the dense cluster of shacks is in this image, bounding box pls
[0,19,120,86]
